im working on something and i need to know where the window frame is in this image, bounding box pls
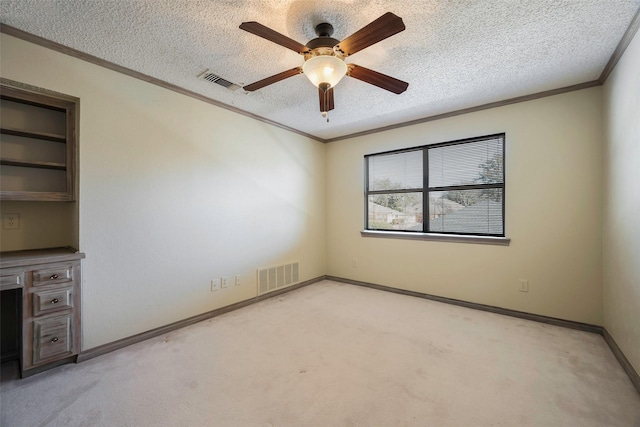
[364,133,507,240]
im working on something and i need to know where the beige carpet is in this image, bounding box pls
[1,280,639,426]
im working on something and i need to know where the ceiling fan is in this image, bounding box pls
[239,12,409,121]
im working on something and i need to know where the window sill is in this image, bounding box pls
[360,230,511,246]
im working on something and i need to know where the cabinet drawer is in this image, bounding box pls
[0,272,23,291]
[32,314,72,364]
[32,264,73,287]
[32,287,73,316]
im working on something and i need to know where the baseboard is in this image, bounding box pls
[602,328,640,395]
[78,276,324,362]
[77,274,640,397]
[326,275,640,395]
[22,355,77,378]
[325,276,603,334]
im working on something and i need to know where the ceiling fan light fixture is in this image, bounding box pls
[240,13,408,120]
[302,55,347,89]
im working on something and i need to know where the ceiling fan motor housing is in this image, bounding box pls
[315,22,334,37]
[305,22,342,55]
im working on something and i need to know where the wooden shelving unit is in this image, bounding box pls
[0,127,67,143]
[0,159,67,171]
[0,83,78,202]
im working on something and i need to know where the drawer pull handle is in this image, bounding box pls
[50,274,59,280]
[51,337,59,343]
[51,298,59,304]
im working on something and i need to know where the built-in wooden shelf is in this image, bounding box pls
[0,158,67,171]
[0,127,66,143]
[0,83,78,202]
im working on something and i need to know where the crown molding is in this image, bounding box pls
[3,9,639,145]
[599,6,640,83]
[324,81,600,143]
[0,24,324,143]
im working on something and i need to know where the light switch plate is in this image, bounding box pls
[3,213,20,230]
[519,279,529,292]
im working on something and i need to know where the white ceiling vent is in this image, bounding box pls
[257,262,300,296]
[198,70,241,91]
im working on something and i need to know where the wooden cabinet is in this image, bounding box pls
[32,313,73,365]
[0,82,79,201]
[0,248,84,377]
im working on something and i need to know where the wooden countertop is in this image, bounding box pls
[0,247,85,269]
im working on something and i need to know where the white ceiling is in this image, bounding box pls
[1,1,639,141]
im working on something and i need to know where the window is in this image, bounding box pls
[365,134,505,237]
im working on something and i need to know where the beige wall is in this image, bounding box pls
[326,88,604,325]
[0,34,327,349]
[603,29,640,372]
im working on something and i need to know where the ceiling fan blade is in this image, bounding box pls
[240,22,310,54]
[335,12,405,57]
[319,87,335,112]
[347,64,408,94]
[243,67,303,92]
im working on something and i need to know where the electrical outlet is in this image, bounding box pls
[210,279,220,292]
[352,258,357,268]
[3,213,20,230]
[221,277,228,288]
[519,279,529,293]
[235,275,241,286]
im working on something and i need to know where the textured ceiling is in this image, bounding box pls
[1,1,639,141]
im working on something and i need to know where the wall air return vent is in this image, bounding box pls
[257,262,300,296]
[198,70,241,91]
